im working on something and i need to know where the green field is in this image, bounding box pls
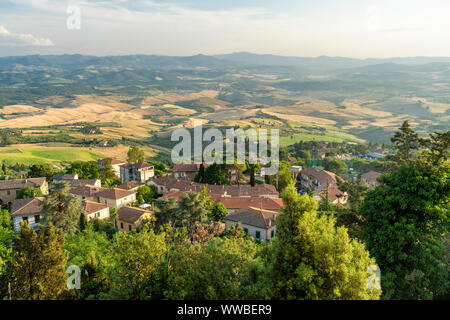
[0,147,103,165]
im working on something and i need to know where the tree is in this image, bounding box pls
[194,163,206,183]
[265,161,293,192]
[68,161,100,179]
[99,159,117,186]
[5,223,68,299]
[361,166,449,299]
[177,192,209,242]
[108,226,167,299]
[16,187,43,199]
[267,183,381,300]
[42,182,83,235]
[136,185,157,204]
[361,124,449,299]
[127,146,145,163]
[323,157,347,175]
[164,236,268,299]
[79,211,88,232]
[148,161,167,177]
[28,163,53,180]
[0,209,13,284]
[210,202,228,222]
[154,197,178,229]
[203,162,229,185]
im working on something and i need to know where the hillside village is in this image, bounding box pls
[1,146,384,241]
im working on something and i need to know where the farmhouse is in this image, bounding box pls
[115,206,153,232]
[82,200,110,221]
[52,173,79,181]
[120,162,154,183]
[69,185,104,202]
[96,188,136,208]
[0,178,48,206]
[299,167,347,204]
[116,181,143,191]
[361,171,382,188]
[224,206,279,241]
[172,163,203,180]
[10,197,44,231]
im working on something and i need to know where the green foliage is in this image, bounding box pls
[267,183,381,300]
[79,212,88,232]
[5,223,68,300]
[28,163,53,180]
[16,186,43,199]
[265,161,293,192]
[107,226,167,299]
[136,185,157,204]
[0,210,13,279]
[68,161,100,179]
[43,182,83,235]
[127,146,145,163]
[361,166,449,299]
[210,202,228,222]
[323,157,347,175]
[202,162,229,185]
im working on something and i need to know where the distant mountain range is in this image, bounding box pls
[1,52,450,73]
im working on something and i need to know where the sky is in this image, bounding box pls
[0,0,450,58]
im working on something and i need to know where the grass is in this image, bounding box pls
[0,147,103,165]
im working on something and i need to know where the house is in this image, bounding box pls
[290,165,302,180]
[211,195,283,213]
[97,158,126,178]
[320,183,348,205]
[150,176,279,198]
[52,179,101,189]
[116,181,143,192]
[299,167,347,204]
[120,162,154,183]
[0,178,48,206]
[52,173,79,181]
[361,171,382,188]
[69,185,104,202]
[95,188,136,208]
[10,197,44,231]
[172,163,202,180]
[115,206,153,232]
[82,200,110,221]
[224,206,279,241]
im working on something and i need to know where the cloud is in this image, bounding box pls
[0,25,54,47]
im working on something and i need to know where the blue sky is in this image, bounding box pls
[0,0,449,57]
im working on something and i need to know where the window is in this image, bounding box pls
[7,190,10,195]
[120,222,124,229]
[243,228,248,233]
[255,231,261,239]
[34,215,40,223]
[271,230,274,238]
[22,216,28,222]
[129,225,132,231]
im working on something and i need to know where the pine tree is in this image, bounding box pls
[6,222,68,300]
[79,211,88,232]
[267,183,381,300]
[43,182,83,235]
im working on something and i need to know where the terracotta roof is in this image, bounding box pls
[152,176,279,198]
[70,185,104,197]
[120,162,154,170]
[117,206,152,224]
[173,163,201,173]
[96,188,136,200]
[82,200,108,215]
[63,179,100,188]
[211,195,283,211]
[225,206,279,229]
[99,158,125,165]
[10,197,44,217]
[361,171,382,183]
[117,181,143,190]
[0,178,46,191]
[160,190,186,201]
[53,173,77,181]
[319,184,345,202]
